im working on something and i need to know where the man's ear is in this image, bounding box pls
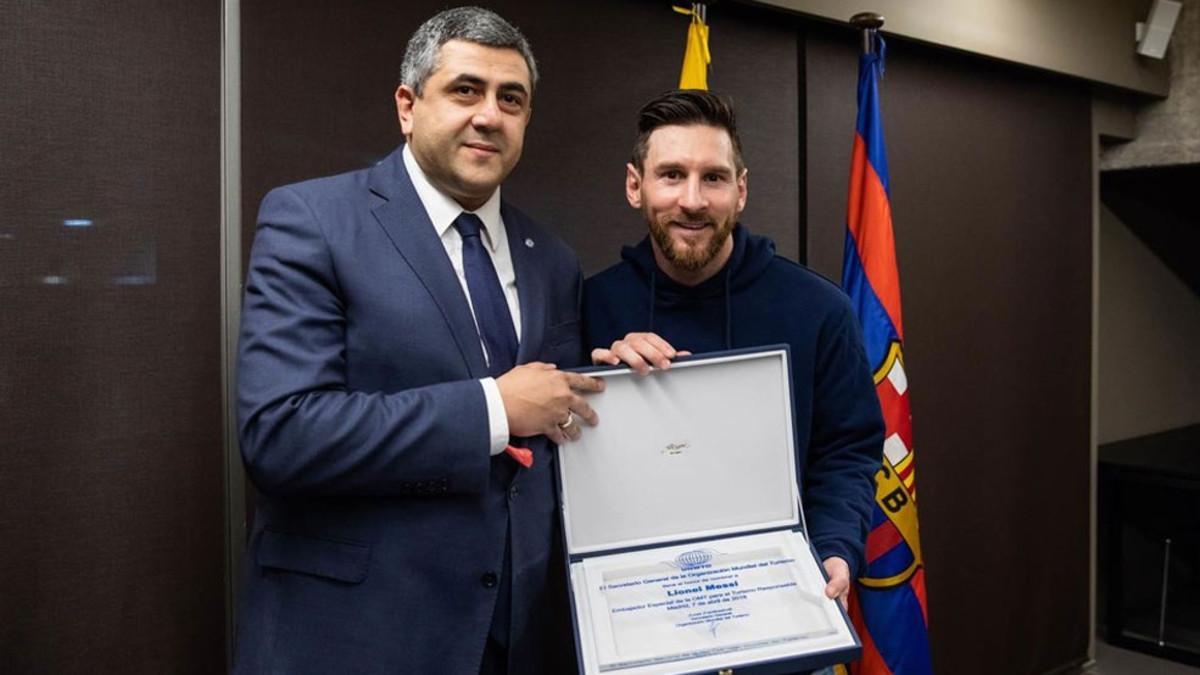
[736,167,748,212]
[395,85,417,137]
[625,163,643,209]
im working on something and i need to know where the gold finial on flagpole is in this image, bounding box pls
[849,12,885,55]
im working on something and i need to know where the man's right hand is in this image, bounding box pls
[497,362,604,444]
[591,332,691,376]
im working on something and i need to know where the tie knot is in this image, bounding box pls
[453,212,485,240]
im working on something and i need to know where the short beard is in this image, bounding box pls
[647,210,734,273]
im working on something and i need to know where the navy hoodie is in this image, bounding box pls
[583,224,884,578]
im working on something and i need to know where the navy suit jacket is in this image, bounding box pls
[233,147,583,674]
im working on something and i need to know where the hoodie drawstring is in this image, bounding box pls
[648,268,657,333]
[723,267,732,349]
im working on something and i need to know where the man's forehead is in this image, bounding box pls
[431,39,531,85]
[645,124,737,166]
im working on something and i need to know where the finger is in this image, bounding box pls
[824,577,849,599]
[641,333,679,359]
[546,425,568,445]
[612,342,651,375]
[627,338,672,370]
[522,361,557,371]
[564,419,583,442]
[568,396,599,426]
[590,348,620,366]
[564,372,605,393]
[624,334,671,367]
[677,350,693,357]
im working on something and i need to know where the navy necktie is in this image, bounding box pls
[453,212,518,377]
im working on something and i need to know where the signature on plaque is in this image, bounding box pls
[662,442,689,456]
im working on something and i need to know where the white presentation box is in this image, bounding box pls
[559,347,860,674]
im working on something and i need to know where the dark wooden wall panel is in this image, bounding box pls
[804,24,1094,675]
[240,0,799,276]
[0,1,225,673]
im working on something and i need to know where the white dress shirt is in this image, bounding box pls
[403,145,518,455]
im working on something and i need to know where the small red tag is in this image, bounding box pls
[504,444,533,468]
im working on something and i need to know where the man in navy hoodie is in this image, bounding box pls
[583,89,884,608]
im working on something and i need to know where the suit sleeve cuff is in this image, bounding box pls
[480,378,510,456]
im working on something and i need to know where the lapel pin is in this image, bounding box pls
[524,238,535,248]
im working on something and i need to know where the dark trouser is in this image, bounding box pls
[482,455,516,674]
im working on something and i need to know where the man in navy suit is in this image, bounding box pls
[233,8,601,674]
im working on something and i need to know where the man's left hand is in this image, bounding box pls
[822,556,850,609]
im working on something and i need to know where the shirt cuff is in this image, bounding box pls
[480,377,510,456]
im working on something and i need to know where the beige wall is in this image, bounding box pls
[1098,204,1200,442]
[743,0,1170,95]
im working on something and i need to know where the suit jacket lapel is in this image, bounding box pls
[368,149,489,378]
[503,203,547,365]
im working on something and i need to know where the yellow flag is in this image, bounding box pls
[673,5,710,90]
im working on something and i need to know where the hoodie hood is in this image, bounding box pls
[618,224,776,348]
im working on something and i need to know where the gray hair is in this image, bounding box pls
[400,7,539,96]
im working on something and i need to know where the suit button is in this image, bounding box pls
[481,571,498,588]
[509,485,520,498]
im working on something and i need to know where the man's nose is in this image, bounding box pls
[679,176,707,212]
[471,95,502,129]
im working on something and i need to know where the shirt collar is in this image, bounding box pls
[402,144,505,252]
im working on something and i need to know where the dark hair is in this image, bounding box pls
[630,89,744,172]
[401,7,538,95]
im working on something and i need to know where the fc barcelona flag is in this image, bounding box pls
[838,35,933,675]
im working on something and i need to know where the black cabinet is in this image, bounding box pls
[1100,424,1200,666]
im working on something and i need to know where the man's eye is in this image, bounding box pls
[455,85,476,96]
[663,171,682,180]
[705,173,726,182]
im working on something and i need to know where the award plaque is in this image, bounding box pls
[559,347,860,674]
